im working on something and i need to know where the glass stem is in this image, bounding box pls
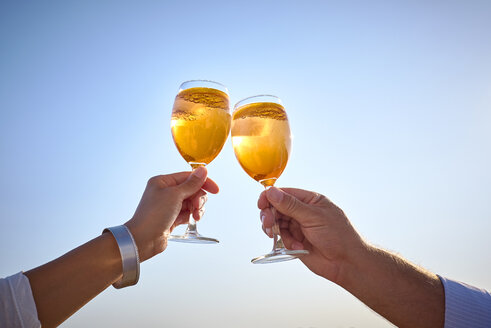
[186,200,201,235]
[271,206,285,251]
[186,215,198,234]
[264,185,285,252]
[186,163,205,236]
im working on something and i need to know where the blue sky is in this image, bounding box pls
[1,1,490,327]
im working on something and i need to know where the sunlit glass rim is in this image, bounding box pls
[233,95,283,112]
[178,80,229,95]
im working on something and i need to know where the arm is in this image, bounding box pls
[24,167,218,327]
[258,187,444,328]
[24,234,121,328]
[340,244,444,328]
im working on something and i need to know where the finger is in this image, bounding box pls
[202,178,219,194]
[261,209,292,229]
[176,211,190,225]
[155,171,194,187]
[278,188,325,205]
[193,206,205,221]
[280,229,305,251]
[260,208,275,229]
[261,219,273,238]
[178,198,204,222]
[181,198,192,212]
[262,219,288,238]
[156,168,219,194]
[266,187,320,225]
[173,211,190,229]
[257,190,270,209]
[258,188,324,210]
[279,219,289,229]
[289,219,305,242]
[176,166,208,199]
[190,190,207,210]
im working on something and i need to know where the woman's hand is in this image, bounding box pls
[125,166,219,262]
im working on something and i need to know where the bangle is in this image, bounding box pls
[103,225,140,289]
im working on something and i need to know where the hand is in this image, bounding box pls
[125,167,219,262]
[259,187,446,328]
[258,187,365,283]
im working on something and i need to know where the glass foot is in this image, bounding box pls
[251,248,309,264]
[168,231,219,244]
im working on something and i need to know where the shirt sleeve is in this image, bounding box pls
[0,272,41,328]
[438,275,491,328]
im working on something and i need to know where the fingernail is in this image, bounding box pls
[199,207,205,218]
[267,187,283,203]
[261,214,265,224]
[199,195,207,208]
[266,227,272,237]
[193,166,206,179]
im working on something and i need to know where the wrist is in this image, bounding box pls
[99,233,124,280]
[123,221,150,262]
[103,225,140,288]
[334,238,372,289]
[124,221,168,262]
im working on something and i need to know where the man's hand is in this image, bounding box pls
[125,166,219,262]
[258,187,365,283]
[258,187,444,328]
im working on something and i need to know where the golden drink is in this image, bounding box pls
[171,87,231,167]
[231,102,291,187]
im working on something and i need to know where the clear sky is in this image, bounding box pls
[1,1,490,327]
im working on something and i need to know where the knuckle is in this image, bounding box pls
[335,206,347,218]
[189,173,201,182]
[285,196,299,214]
[147,176,166,189]
[310,192,327,204]
[147,176,159,186]
[317,194,327,202]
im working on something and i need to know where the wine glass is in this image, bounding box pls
[169,80,231,244]
[231,95,309,263]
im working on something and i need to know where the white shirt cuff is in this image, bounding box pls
[0,272,41,328]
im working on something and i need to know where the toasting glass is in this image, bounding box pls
[231,95,309,262]
[169,80,231,244]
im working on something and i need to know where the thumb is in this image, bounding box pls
[177,166,207,199]
[266,187,314,223]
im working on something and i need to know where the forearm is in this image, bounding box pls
[338,243,444,328]
[24,233,122,327]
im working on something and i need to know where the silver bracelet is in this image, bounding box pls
[103,225,140,289]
